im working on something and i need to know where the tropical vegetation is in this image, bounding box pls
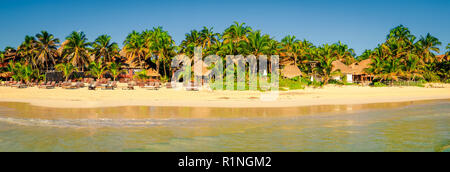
[0,23,448,88]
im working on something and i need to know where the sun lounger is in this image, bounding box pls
[46,81,56,89]
[88,82,98,90]
[123,82,135,90]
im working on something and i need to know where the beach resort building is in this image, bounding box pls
[332,59,374,83]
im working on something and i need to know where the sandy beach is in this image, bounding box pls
[0,84,449,108]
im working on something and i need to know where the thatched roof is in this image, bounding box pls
[0,72,12,78]
[281,65,302,78]
[332,59,372,75]
[193,61,211,76]
[332,60,352,73]
[350,59,372,75]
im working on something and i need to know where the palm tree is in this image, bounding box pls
[108,62,126,81]
[200,26,219,49]
[35,31,60,71]
[62,31,92,71]
[416,33,441,63]
[244,30,271,56]
[55,63,77,81]
[123,31,148,68]
[379,58,403,85]
[17,35,38,67]
[88,61,108,80]
[150,27,175,77]
[332,41,355,65]
[223,22,252,44]
[180,29,202,56]
[386,25,415,45]
[281,35,299,65]
[92,34,119,63]
[313,45,339,84]
[404,54,424,81]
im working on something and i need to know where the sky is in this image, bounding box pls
[0,0,449,55]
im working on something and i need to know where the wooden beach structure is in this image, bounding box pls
[332,59,374,83]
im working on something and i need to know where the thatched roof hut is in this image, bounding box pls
[349,59,372,75]
[281,65,302,78]
[332,60,352,74]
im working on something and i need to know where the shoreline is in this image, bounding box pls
[0,85,449,109]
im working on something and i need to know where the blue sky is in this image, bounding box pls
[0,0,449,55]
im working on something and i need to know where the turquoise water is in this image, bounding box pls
[0,100,448,152]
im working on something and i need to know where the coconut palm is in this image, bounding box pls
[92,35,119,63]
[55,63,77,81]
[332,41,355,65]
[200,27,220,49]
[281,35,299,64]
[379,58,403,84]
[223,22,252,44]
[313,45,339,84]
[62,31,92,71]
[416,33,441,63]
[108,62,126,81]
[17,35,38,67]
[180,29,202,56]
[87,61,108,80]
[404,54,424,81]
[386,25,415,45]
[123,31,148,68]
[35,31,60,71]
[244,30,271,56]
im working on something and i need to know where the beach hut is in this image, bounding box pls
[281,65,302,79]
[332,59,373,83]
[349,59,373,83]
[332,60,353,83]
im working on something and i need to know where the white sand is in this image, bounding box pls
[0,84,449,108]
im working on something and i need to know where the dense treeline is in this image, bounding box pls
[0,22,448,84]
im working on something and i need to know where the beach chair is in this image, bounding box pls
[103,81,115,90]
[123,82,135,90]
[46,81,56,89]
[38,81,48,89]
[88,82,97,90]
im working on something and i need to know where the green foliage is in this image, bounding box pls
[108,62,126,81]
[280,77,306,90]
[55,63,77,81]
[7,62,36,82]
[372,82,386,87]
[133,70,149,80]
[87,61,108,80]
